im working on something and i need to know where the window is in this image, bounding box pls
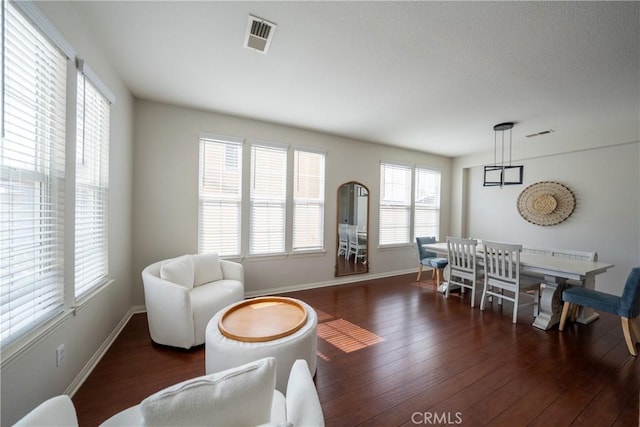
[1,1,68,344]
[414,167,441,239]
[198,139,326,257]
[293,149,325,251]
[75,70,110,298]
[379,163,412,245]
[199,135,243,256]
[250,143,287,255]
[1,1,113,349]
[379,163,442,246]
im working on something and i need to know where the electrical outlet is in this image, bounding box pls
[56,344,65,367]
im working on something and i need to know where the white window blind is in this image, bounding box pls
[379,163,411,245]
[199,135,243,256]
[75,71,110,298]
[1,1,67,344]
[250,143,287,255]
[293,149,325,251]
[414,167,441,240]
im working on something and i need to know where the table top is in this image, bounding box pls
[423,242,614,280]
[218,297,308,342]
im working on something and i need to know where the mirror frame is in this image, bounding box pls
[335,181,369,277]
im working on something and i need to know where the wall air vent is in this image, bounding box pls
[526,129,555,138]
[244,15,277,54]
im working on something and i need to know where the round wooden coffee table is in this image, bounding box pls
[206,297,318,392]
[218,297,308,342]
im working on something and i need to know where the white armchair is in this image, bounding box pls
[100,358,324,426]
[143,254,244,349]
[13,395,78,427]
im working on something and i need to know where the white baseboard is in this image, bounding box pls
[245,268,416,297]
[66,305,146,397]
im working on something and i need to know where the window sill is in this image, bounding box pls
[244,250,326,262]
[1,309,74,369]
[290,249,326,257]
[378,243,414,250]
[73,279,115,314]
[1,278,115,369]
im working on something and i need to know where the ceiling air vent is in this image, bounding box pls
[244,15,277,54]
[526,129,555,138]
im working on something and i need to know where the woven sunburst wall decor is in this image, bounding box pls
[517,181,576,226]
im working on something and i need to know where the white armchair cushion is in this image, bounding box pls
[14,395,78,427]
[159,257,194,289]
[141,357,276,426]
[192,253,223,287]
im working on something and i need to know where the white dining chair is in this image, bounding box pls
[347,225,366,264]
[337,223,348,257]
[480,241,541,324]
[446,237,482,307]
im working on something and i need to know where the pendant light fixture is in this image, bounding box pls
[483,122,524,187]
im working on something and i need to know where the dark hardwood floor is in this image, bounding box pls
[336,254,368,275]
[73,273,639,426]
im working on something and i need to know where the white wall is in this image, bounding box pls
[132,100,451,303]
[452,141,640,295]
[0,2,134,425]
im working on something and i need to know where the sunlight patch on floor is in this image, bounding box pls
[317,351,331,361]
[317,319,384,353]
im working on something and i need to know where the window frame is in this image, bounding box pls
[74,68,112,299]
[378,162,443,248]
[198,133,244,257]
[292,147,326,253]
[249,141,288,256]
[1,0,70,347]
[1,0,114,357]
[413,166,442,241]
[379,162,413,246]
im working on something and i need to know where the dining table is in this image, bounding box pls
[422,242,615,330]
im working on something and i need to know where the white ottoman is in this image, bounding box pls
[205,298,318,393]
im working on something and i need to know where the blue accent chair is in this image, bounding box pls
[416,236,448,284]
[559,267,640,356]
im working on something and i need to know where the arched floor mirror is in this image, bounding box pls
[336,181,369,276]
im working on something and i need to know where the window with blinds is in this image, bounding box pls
[293,149,325,251]
[250,143,287,255]
[198,135,243,256]
[75,71,110,298]
[414,167,441,240]
[379,163,412,245]
[1,1,68,344]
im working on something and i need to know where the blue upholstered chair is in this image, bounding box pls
[559,267,640,356]
[416,236,448,284]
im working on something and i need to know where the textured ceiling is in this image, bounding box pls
[68,1,640,158]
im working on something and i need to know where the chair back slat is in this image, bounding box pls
[447,237,477,275]
[483,241,522,286]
